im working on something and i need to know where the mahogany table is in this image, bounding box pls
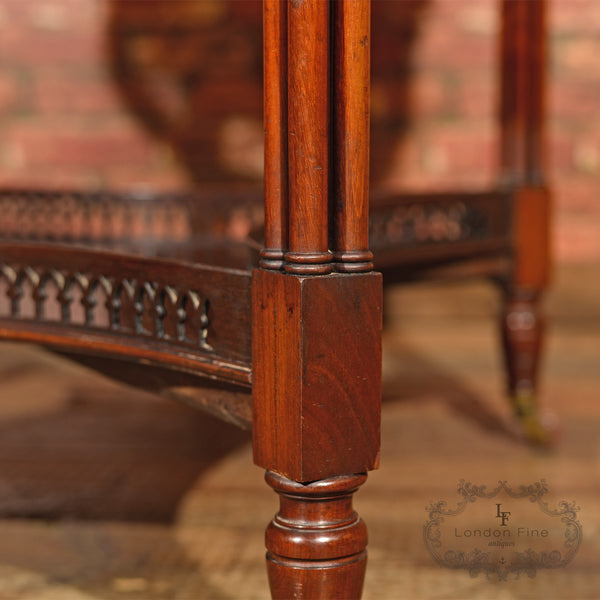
[0,1,550,597]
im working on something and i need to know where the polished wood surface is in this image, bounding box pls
[332,0,372,272]
[500,0,547,185]
[261,0,288,271]
[252,270,381,482]
[0,0,554,597]
[265,471,368,600]
[498,0,551,441]
[0,243,252,387]
[256,2,378,595]
[285,0,332,275]
[0,263,596,599]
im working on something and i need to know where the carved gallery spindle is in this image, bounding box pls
[0,263,211,349]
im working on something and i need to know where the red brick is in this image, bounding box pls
[454,75,495,121]
[0,0,595,264]
[376,136,428,191]
[4,121,157,169]
[553,38,600,76]
[0,2,103,68]
[32,75,124,115]
[0,169,102,191]
[548,129,575,173]
[382,124,497,191]
[424,124,496,173]
[553,213,600,263]
[0,35,104,69]
[415,2,495,71]
[0,72,21,112]
[27,0,100,33]
[553,176,600,214]
[457,2,497,37]
[411,72,449,120]
[103,166,189,192]
[427,0,482,25]
[550,78,600,122]
[572,139,600,176]
[549,0,600,36]
[417,39,493,74]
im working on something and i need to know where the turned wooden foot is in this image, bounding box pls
[501,289,550,443]
[264,471,368,600]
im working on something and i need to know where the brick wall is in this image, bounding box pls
[0,0,597,262]
[387,0,600,263]
[548,0,600,263]
[0,1,178,189]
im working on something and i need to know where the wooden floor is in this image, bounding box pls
[0,263,598,600]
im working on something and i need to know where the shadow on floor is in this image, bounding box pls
[382,345,521,442]
[0,334,523,527]
[0,356,251,523]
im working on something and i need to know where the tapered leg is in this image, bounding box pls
[498,0,551,442]
[265,471,368,600]
[501,288,549,443]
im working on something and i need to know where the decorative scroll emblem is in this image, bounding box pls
[424,480,582,580]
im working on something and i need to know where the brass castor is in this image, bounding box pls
[512,389,558,447]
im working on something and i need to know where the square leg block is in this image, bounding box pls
[252,269,382,482]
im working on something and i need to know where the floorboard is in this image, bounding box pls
[0,263,598,599]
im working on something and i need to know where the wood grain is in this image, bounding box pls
[332,0,373,272]
[265,471,368,600]
[500,0,547,185]
[0,243,252,386]
[252,269,381,482]
[285,0,332,274]
[261,0,288,271]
